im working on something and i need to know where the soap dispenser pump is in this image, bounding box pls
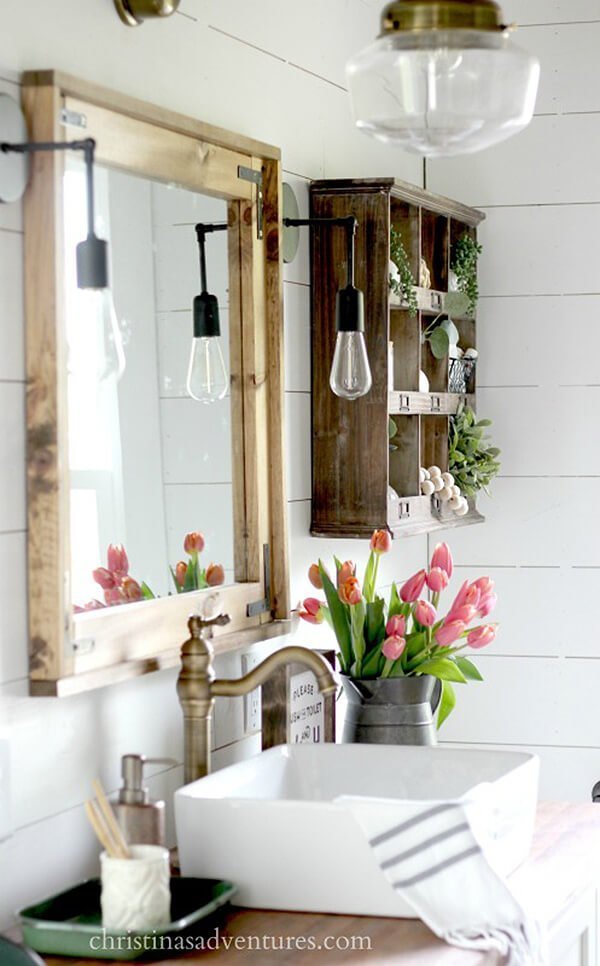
[112,754,175,847]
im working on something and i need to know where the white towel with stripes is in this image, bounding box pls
[339,796,544,965]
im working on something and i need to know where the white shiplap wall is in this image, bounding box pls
[429,0,600,801]
[0,0,427,928]
[0,0,595,928]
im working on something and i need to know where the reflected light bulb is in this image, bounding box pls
[187,335,228,403]
[80,287,126,383]
[187,291,229,404]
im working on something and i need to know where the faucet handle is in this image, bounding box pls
[188,613,231,636]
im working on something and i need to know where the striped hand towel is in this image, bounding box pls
[339,796,543,965]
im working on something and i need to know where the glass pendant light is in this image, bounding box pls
[329,256,371,401]
[77,288,126,383]
[187,224,229,404]
[346,0,540,157]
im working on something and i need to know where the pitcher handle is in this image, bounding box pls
[431,678,442,714]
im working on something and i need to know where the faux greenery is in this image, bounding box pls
[451,232,482,317]
[390,226,418,317]
[449,401,501,496]
[422,293,469,359]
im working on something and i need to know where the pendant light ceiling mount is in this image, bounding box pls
[380,0,506,34]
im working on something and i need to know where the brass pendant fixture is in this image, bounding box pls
[380,0,505,34]
[113,0,180,27]
[346,0,540,157]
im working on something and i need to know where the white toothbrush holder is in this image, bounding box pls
[101,844,170,930]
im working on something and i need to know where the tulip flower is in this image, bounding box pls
[184,531,205,556]
[107,544,129,578]
[104,586,123,606]
[414,599,436,627]
[446,603,477,625]
[339,576,362,606]
[426,567,449,593]
[467,624,497,649]
[477,593,497,619]
[382,635,406,661]
[337,560,356,588]
[93,566,116,590]
[175,561,187,588]
[370,529,392,554]
[449,579,481,614]
[206,562,225,587]
[298,597,325,625]
[386,614,406,638]
[430,542,453,579]
[435,620,466,647]
[399,569,427,603]
[308,563,323,589]
[472,576,494,596]
[121,576,142,602]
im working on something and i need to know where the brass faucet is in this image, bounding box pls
[176,614,338,784]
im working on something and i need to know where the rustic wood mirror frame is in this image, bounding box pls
[22,71,289,696]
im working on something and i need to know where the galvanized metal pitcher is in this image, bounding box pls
[341,675,441,746]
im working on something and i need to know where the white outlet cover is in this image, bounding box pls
[0,741,12,840]
[241,653,262,735]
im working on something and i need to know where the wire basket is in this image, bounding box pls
[449,357,476,394]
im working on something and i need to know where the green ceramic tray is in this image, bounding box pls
[18,877,236,961]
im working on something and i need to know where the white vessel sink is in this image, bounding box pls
[175,743,539,918]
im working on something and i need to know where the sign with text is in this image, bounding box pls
[289,670,325,744]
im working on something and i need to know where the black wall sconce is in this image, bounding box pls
[187,222,229,404]
[114,0,180,26]
[282,183,372,401]
[0,93,125,382]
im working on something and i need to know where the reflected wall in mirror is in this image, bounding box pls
[64,167,235,610]
[22,71,289,694]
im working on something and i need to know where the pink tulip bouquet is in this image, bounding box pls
[299,532,497,726]
[75,531,225,612]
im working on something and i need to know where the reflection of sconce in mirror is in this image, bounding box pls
[187,222,229,404]
[0,94,125,383]
[114,0,180,27]
[282,182,372,401]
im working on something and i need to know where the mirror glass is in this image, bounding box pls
[63,163,235,611]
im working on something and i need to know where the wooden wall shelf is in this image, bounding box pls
[309,177,484,540]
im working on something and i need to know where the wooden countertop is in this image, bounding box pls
[33,804,600,964]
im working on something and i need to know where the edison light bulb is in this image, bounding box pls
[329,331,372,400]
[79,287,126,383]
[187,335,228,403]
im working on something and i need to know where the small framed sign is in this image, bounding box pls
[262,649,336,749]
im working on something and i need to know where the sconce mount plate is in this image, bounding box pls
[282,182,300,264]
[114,0,181,27]
[0,94,29,204]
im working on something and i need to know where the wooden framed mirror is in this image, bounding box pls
[22,71,289,696]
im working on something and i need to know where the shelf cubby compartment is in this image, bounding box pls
[421,312,449,394]
[390,307,420,391]
[421,210,449,292]
[390,198,420,280]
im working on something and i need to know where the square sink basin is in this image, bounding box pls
[175,743,539,918]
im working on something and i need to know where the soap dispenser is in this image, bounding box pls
[112,754,175,847]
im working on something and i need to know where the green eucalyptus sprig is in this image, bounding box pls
[451,232,482,317]
[449,401,500,496]
[390,226,418,317]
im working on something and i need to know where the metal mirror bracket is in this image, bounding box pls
[114,0,181,27]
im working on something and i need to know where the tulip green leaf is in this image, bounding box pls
[437,681,456,729]
[140,582,155,600]
[351,601,366,674]
[388,582,409,620]
[365,598,386,649]
[455,656,484,681]
[363,551,376,603]
[417,657,467,683]
[318,560,352,673]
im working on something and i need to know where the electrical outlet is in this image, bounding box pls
[241,652,262,736]
[0,741,12,841]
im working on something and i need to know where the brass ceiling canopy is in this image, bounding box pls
[113,0,180,27]
[380,0,506,34]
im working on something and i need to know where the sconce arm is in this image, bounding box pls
[282,214,358,286]
[194,221,228,294]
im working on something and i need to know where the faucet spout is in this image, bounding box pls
[212,646,337,699]
[177,617,338,785]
